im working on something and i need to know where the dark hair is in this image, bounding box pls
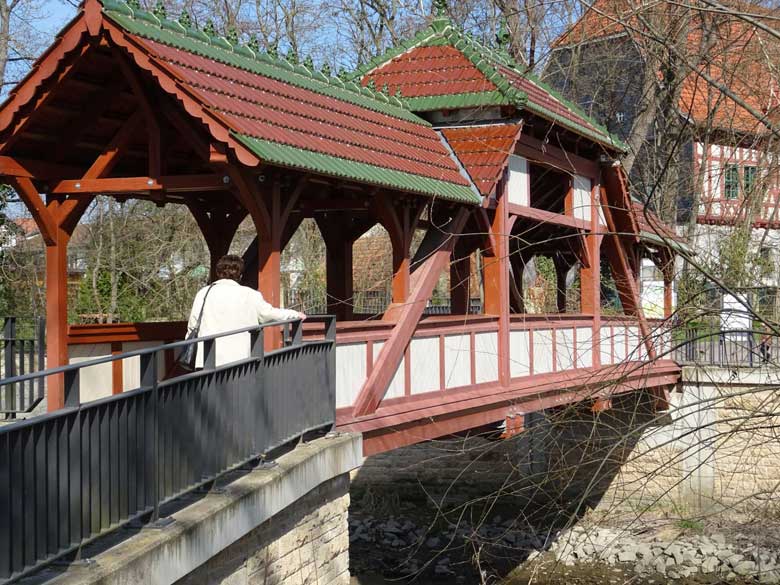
[215,255,244,282]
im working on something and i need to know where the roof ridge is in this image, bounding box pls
[441,26,624,148]
[100,0,426,126]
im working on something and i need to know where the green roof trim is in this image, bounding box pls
[404,91,513,111]
[233,134,481,205]
[639,230,693,255]
[100,0,425,126]
[353,13,626,151]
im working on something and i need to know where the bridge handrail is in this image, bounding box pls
[0,316,336,388]
[0,315,337,584]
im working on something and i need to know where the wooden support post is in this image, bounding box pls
[582,181,602,368]
[352,207,469,417]
[482,183,510,385]
[317,213,373,322]
[664,274,674,319]
[553,255,569,313]
[600,174,656,360]
[450,252,471,315]
[375,197,425,322]
[45,231,69,409]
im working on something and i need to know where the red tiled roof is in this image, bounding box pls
[441,124,522,196]
[364,46,497,98]
[554,0,780,135]
[141,40,468,187]
[631,201,686,245]
[358,23,620,149]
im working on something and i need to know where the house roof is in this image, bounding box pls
[440,123,522,196]
[553,0,780,136]
[355,12,624,151]
[47,0,480,205]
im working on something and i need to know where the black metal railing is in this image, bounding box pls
[0,316,336,583]
[673,328,778,367]
[0,317,46,417]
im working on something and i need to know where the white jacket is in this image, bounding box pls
[187,279,299,367]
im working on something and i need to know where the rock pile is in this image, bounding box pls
[550,526,780,583]
[350,515,780,582]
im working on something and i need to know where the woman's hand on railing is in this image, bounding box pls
[296,312,307,321]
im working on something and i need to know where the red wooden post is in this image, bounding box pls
[483,182,510,385]
[582,180,602,368]
[45,234,69,409]
[325,237,354,321]
[450,253,470,314]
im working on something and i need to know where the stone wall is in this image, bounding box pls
[176,473,351,585]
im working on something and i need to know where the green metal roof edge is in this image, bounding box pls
[441,27,625,149]
[403,91,512,111]
[640,230,693,255]
[233,133,481,205]
[101,1,426,126]
[518,69,627,151]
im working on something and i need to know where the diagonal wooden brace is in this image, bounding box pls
[352,207,470,418]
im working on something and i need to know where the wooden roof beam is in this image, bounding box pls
[50,174,229,195]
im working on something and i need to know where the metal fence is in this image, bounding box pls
[0,317,46,417]
[0,316,336,583]
[673,329,775,367]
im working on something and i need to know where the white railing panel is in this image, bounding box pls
[373,341,405,399]
[534,329,554,374]
[556,328,575,371]
[576,327,593,369]
[336,342,367,408]
[443,334,470,389]
[474,332,499,383]
[509,330,530,377]
[409,336,440,394]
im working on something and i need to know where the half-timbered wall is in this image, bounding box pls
[695,142,780,225]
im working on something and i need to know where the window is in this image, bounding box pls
[724,164,740,199]
[744,165,758,196]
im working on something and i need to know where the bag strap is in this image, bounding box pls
[192,283,216,334]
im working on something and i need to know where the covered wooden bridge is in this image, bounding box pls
[0,0,681,455]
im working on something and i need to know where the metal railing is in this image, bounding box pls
[0,316,336,583]
[673,329,777,367]
[0,317,45,417]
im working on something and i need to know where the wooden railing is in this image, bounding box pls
[66,314,670,414]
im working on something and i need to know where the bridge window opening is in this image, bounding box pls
[353,225,393,316]
[281,219,326,315]
[529,162,568,214]
[72,197,210,325]
[600,258,624,314]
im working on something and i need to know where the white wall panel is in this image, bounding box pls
[572,175,591,221]
[409,336,440,394]
[576,327,593,369]
[121,341,165,391]
[600,328,613,365]
[444,334,471,389]
[69,343,113,403]
[507,155,529,206]
[509,330,530,378]
[474,332,499,383]
[335,343,367,408]
[613,327,627,361]
[373,341,405,399]
[556,328,575,371]
[533,329,554,374]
